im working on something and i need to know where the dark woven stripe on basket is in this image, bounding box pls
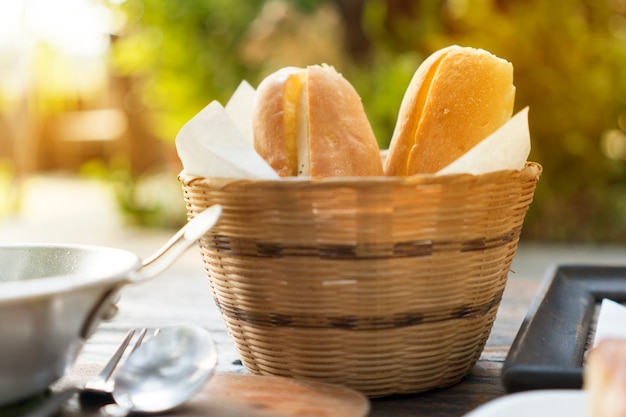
[214,297,501,330]
[205,230,520,259]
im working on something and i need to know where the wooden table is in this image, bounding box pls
[4,245,540,417]
[1,245,543,417]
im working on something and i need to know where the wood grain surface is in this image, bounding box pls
[2,274,540,417]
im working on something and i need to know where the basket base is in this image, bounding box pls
[221,304,497,397]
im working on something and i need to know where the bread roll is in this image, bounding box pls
[384,45,515,176]
[584,339,626,417]
[253,64,383,177]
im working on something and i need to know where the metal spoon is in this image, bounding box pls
[25,324,217,417]
[101,324,218,416]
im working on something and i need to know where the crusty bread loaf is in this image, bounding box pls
[584,339,626,417]
[253,64,383,177]
[384,45,515,176]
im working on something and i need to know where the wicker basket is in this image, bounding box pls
[180,162,541,397]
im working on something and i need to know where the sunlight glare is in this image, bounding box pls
[0,0,114,57]
[0,0,117,100]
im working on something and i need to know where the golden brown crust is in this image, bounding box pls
[384,45,515,176]
[253,64,383,177]
[306,65,383,177]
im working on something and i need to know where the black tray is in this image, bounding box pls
[502,264,626,392]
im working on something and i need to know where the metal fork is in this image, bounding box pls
[83,328,149,397]
[24,328,154,417]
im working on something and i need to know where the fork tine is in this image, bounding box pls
[90,329,135,385]
[83,329,137,394]
[83,327,156,396]
[129,328,148,355]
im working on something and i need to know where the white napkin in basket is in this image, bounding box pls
[175,83,279,180]
[225,80,256,146]
[593,298,626,347]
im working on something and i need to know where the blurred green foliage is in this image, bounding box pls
[108,0,265,138]
[107,0,626,242]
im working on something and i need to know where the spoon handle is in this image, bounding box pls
[23,387,79,417]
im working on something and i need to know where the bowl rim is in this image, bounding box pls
[0,243,141,304]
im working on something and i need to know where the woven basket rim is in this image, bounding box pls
[179,161,542,188]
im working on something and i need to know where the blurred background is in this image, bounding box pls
[1,0,626,242]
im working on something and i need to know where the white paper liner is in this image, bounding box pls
[593,298,626,348]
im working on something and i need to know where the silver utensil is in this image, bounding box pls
[83,328,150,396]
[103,324,217,416]
[24,328,153,417]
[26,324,217,417]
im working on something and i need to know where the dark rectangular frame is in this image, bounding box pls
[502,264,626,393]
